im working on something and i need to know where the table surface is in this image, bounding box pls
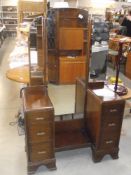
[6,65,29,84]
[121,88,131,100]
[110,35,131,42]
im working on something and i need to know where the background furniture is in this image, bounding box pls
[6,65,29,84]
[0,25,6,46]
[126,52,131,79]
[47,8,89,84]
[17,0,46,24]
[0,5,17,36]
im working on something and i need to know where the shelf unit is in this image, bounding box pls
[1,5,17,36]
[17,0,45,24]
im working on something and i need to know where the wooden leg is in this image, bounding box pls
[27,159,56,174]
[46,161,57,170]
[92,149,104,163]
[27,165,38,175]
[92,147,119,162]
[110,151,119,160]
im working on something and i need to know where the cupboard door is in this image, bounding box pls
[59,28,84,50]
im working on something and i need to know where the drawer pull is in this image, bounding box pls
[106,140,113,144]
[35,117,45,121]
[108,123,116,127]
[38,151,46,155]
[37,132,46,136]
[110,109,117,113]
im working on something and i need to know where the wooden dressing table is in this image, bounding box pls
[6,8,131,175]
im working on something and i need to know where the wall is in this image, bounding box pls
[2,0,18,6]
[77,0,131,15]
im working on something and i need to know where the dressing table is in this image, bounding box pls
[20,8,128,175]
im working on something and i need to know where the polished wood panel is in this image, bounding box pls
[6,65,29,84]
[59,56,86,84]
[28,122,53,143]
[59,28,83,50]
[29,142,54,162]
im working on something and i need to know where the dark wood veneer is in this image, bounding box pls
[22,81,125,174]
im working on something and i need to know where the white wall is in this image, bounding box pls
[2,0,18,6]
[77,0,131,15]
[49,0,64,7]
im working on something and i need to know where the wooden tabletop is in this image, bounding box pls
[6,65,30,84]
[121,88,131,100]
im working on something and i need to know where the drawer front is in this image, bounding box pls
[102,103,124,121]
[99,132,119,150]
[26,110,54,124]
[28,122,53,143]
[29,142,54,162]
[102,116,122,132]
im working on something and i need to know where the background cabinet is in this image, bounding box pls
[17,0,44,23]
[126,52,131,79]
[47,8,89,84]
[0,5,17,36]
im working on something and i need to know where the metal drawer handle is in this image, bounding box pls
[108,123,116,127]
[37,132,46,136]
[35,117,45,121]
[110,109,117,113]
[38,151,46,154]
[106,140,113,144]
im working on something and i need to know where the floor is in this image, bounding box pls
[0,38,131,175]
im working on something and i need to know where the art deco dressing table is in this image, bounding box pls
[6,7,131,175]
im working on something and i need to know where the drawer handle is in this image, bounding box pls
[108,123,116,127]
[110,109,117,113]
[35,117,45,121]
[38,151,46,155]
[106,140,113,144]
[37,132,46,136]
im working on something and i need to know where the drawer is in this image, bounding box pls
[28,122,53,143]
[26,110,54,124]
[102,102,125,119]
[102,117,121,131]
[102,103,123,116]
[99,132,119,150]
[29,142,54,162]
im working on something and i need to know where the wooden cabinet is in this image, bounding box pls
[47,8,89,84]
[85,87,125,162]
[22,86,56,174]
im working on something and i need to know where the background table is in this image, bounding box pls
[6,65,29,84]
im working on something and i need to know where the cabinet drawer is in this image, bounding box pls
[102,103,124,118]
[100,133,119,149]
[102,103,123,116]
[26,110,54,124]
[28,122,53,143]
[102,117,121,131]
[29,142,54,162]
